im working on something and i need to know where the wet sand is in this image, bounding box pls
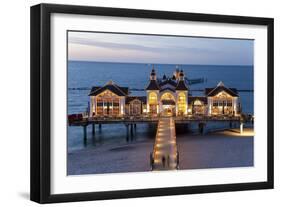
[67,139,154,175]
[68,128,253,175]
[177,129,253,170]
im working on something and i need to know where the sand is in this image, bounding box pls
[67,139,154,175]
[177,129,253,170]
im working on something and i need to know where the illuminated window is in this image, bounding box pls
[96,91,120,115]
[177,92,186,114]
[194,100,202,105]
[149,92,158,104]
[161,92,174,100]
[213,101,218,106]
[227,100,232,106]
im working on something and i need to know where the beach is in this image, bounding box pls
[177,129,253,170]
[67,139,154,175]
[67,128,253,175]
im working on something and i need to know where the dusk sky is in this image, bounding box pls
[68,31,253,65]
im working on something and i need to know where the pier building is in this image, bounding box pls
[88,67,240,117]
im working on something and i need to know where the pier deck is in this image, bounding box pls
[68,115,244,142]
[69,115,241,126]
[152,117,178,171]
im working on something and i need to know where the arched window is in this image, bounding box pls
[193,99,205,115]
[161,92,175,101]
[194,99,203,105]
[130,99,141,115]
[177,92,187,115]
[149,92,158,104]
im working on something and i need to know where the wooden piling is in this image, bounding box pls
[92,123,95,135]
[83,125,87,142]
[126,124,129,141]
[130,124,134,136]
[198,123,205,135]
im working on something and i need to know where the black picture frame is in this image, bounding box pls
[30,3,274,204]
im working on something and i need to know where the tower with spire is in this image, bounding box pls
[175,70,189,115]
[145,66,160,114]
[146,66,160,90]
[175,70,188,90]
[145,66,189,116]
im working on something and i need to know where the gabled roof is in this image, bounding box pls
[205,82,238,97]
[175,80,188,90]
[89,81,129,96]
[146,80,160,90]
[188,96,207,104]
[126,96,147,104]
[160,87,175,93]
[159,78,177,87]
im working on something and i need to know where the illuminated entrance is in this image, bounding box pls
[161,92,176,116]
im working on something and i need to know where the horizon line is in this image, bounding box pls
[68,60,253,67]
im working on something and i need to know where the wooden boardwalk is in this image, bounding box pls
[69,115,241,126]
[152,117,178,171]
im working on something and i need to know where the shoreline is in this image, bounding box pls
[67,128,253,175]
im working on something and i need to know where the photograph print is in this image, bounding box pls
[67,31,254,175]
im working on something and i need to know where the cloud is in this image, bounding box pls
[68,32,253,65]
[68,36,219,54]
[69,36,164,52]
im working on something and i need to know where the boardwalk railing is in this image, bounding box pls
[68,114,242,126]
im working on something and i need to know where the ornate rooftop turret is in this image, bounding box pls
[146,67,160,90]
[150,65,157,80]
[173,65,180,80]
[179,69,184,81]
[175,70,188,91]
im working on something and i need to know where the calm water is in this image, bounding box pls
[68,61,254,151]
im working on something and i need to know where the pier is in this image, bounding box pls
[68,114,252,171]
[151,117,178,170]
[69,115,244,141]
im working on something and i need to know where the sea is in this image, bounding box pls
[68,61,254,151]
